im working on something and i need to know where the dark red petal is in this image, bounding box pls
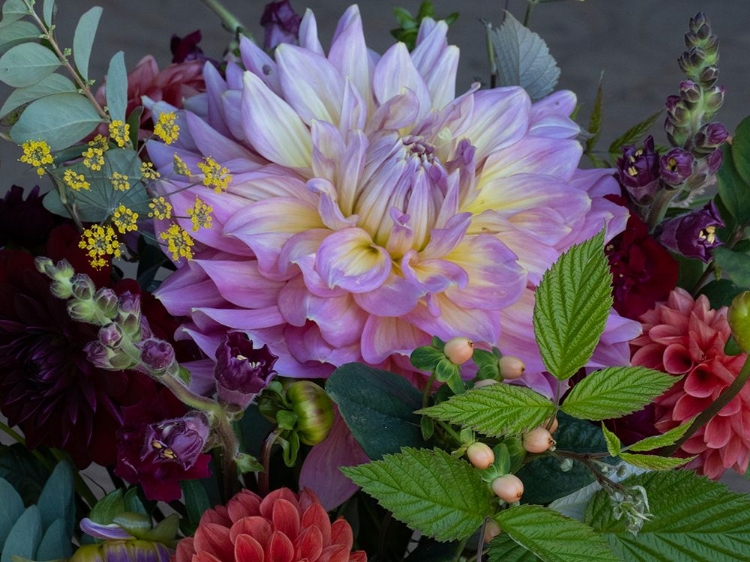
[194,523,234,561]
[272,499,301,540]
[230,516,273,546]
[294,525,323,561]
[235,534,266,562]
[266,530,295,562]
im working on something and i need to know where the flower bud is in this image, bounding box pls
[260,0,302,51]
[94,288,119,318]
[214,333,277,409]
[68,299,99,323]
[692,122,728,154]
[491,474,524,503]
[702,85,725,117]
[523,427,555,453]
[139,338,177,376]
[704,148,723,175]
[286,381,334,445]
[98,322,124,348]
[657,200,724,263]
[679,80,702,105]
[659,148,694,186]
[499,356,525,380]
[84,341,137,371]
[117,292,142,338]
[728,292,750,353]
[547,417,559,433]
[71,273,95,300]
[443,337,474,365]
[49,280,74,300]
[466,442,495,469]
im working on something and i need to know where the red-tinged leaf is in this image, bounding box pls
[272,499,301,540]
[234,534,265,562]
[268,530,295,562]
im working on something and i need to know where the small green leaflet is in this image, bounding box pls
[418,384,555,437]
[490,12,560,101]
[601,424,621,457]
[585,72,604,155]
[586,471,750,561]
[561,366,677,421]
[0,43,60,88]
[718,142,750,227]
[342,448,494,542]
[72,6,102,81]
[627,420,693,452]
[731,116,750,190]
[494,505,618,562]
[618,452,692,471]
[533,229,612,381]
[713,247,750,289]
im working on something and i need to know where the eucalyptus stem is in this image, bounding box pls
[661,354,750,456]
[198,0,251,38]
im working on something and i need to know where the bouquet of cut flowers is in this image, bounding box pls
[2,0,750,560]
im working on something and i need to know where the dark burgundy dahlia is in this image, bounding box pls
[0,250,156,467]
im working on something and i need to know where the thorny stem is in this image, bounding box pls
[199,0,251,39]
[662,354,750,456]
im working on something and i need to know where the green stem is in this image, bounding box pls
[198,0,251,38]
[523,2,534,27]
[646,188,680,231]
[662,354,750,456]
[436,420,462,444]
[422,372,437,410]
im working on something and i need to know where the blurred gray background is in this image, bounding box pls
[1,0,750,490]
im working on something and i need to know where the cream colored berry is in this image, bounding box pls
[466,442,495,469]
[499,355,525,379]
[444,337,474,365]
[523,427,555,453]
[491,474,524,503]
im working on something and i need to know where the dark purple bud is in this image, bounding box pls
[138,338,177,376]
[142,412,209,470]
[71,273,95,300]
[705,148,724,174]
[679,79,702,106]
[99,322,124,348]
[94,288,119,318]
[170,30,204,64]
[117,292,142,337]
[693,122,728,154]
[703,85,725,116]
[214,332,277,409]
[84,341,136,370]
[659,148,694,186]
[658,200,725,263]
[616,136,661,204]
[260,0,302,51]
[698,65,719,87]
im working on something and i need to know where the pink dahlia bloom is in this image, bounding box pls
[174,488,366,562]
[631,288,750,478]
[148,6,635,391]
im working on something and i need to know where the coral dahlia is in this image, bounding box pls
[148,6,636,390]
[631,288,750,478]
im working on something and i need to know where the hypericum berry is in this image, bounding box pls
[484,519,501,543]
[491,474,524,503]
[466,442,495,469]
[523,427,555,453]
[499,356,525,379]
[444,337,474,365]
[547,417,559,433]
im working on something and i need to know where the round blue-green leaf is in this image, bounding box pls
[10,92,102,150]
[0,0,31,29]
[0,20,39,55]
[0,73,75,119]
[0,42,60,87]
[106,51,127,122]
[72,6,101,81]
[0,478,24,551]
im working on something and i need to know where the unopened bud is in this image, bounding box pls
[693,122,728,154]
[98,323,124,348]
[94,288,119,318]
[466,442,495,469]
[139,338,177,376]
[67,300,99,323]
[659,148,694,186]
[71,274,95,300]
[728,291,750,353]
[443,337,474,365]
[49,280,74,300]
[679,80,702,105]
[523,427,555,453]
[491,474,524,503]
[84,341,136,371]
[286,381,334,445]
[499,356,525,380]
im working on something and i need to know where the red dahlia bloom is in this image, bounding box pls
[174,488,367,562]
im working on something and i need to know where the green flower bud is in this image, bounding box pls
[286,381,334,445]
[728,291,750,352]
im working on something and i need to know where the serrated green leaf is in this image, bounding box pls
[0,70,74,119]
[561,366,677,421]
[419,384,555,437]
[342,448,494,542]
[42,0,55,27]
[35,518,72,560]
[713,247,750,289]
[587,470,750,561]
[628,420,693,452]
[0,42,60,87]
[618,452,692,470]
[607,110,662,157]
[533,230,612,381]
[490,12,560,101]
[35,461,74,537]
[105,50,127,123]
[0,0,31,29]
[495,505,618,562]
[488,533,542,561]
[585,72,604,154]
[327,363,426,460]
[0,478,24,552]
[11,91,102,150]
[0,21,39,56]
[718,142,750,227]
[601,424,621,457]
[1,506,42,562]
[72,6,101,81]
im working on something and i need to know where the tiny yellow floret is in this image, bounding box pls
[19,140,54,176]
[78,224,121,269]
[63,169,90,191]
[160,223,194,261]
[109,120,130,148]
[197,156,231,193]
[186,196,213,232]
[112,205,139,234]
[173,154,192,176]
[154,112,180,145]
[111,172,130,192]
[148,196,173,220]
[140,161,161,180]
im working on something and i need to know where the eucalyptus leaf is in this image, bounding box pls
[72,6,101,81]
[10,92,102,150]
[35,518,72,560]
[0,478,24,551]
[0,20,38,56]
[35,461,75,537]
[43,0,55,28]
[0,0,30,29]
[0,42,60,87]
[1,505,42,562]
[0,70,74,119]
[490,11,560,101]
[105,51,127,122]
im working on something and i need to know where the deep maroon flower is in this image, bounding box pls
[617,136,661,204]
[659,148,694,186]
[170,30,205,64]
[214,333,277,409]
[260,0,302,50]
[115,388,211,502]
[0,250,156,467]
[658,200,725,262]
[605,197,679,319]
[0,186,58,252]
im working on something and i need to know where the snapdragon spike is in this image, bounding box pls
[214,332,277,409]
[658,200,724,262]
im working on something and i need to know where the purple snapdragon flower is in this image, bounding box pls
[214,332,277,409]
[658,200,725,262]
[617,135,661,204]
[659,148,694,187]
[260,0,302,51]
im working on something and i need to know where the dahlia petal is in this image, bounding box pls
[261,489,300,518]
[529,114,580,139]
[353,272,423,317]
[316,228,391,293]
[225,60,244,90]
[193,306,283,330]
[704,414,733,449]
[402,251,468,295]
[311,121,344,181]
[366,90,421,134]
[277,44,345,125]
[229,490,263,519]
[373,42,432,122]
[531,90,577,120]
[411,20,454,103]
[529,91,578,139]
[234,534,266,562]
[422,45,458,111]
[479,137,583,185]
[285,323,362,365]
[156,263,224,316]
[498,288,546,373]
[294,526,324,561]
[360,315,430,364]
[298,9,324,55]
[420,212,471,259]
[309,180,358,231]
[460,87,530,160]
[406,294,500,344]
[683,366,717,397]
[330,518,355,551]
[337,129,368,216]
[230,517,272,544]
[241,72,312,169]
[185,111,258,163]
[329,5,373,112]
[267,531,295,562]
[301,503,331,545]
[203,62,231,137]
[194,523,234,561]
[319,546,349,562]
[221,90,246,141]
[272,499,301,540]
[385,209,415,258]
[193,260,284,308]
[239,35,281,94]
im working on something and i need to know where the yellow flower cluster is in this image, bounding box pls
[197,156,232,193]
[160,223,194,261]
[19,140,54,176]
[82,136,108,171]
[186,196,213,232]
[154,112,180,145]
[112,205,139,234]
[79,225,121,269]
[173,154,191,176]
[63,169,90,191]
[149,196,172,220]
[112,172,130,192]
[109,120,130,148]
[140,161,161,180]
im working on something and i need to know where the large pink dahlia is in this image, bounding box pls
[631,288,750,478]
[148,6,635,387]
